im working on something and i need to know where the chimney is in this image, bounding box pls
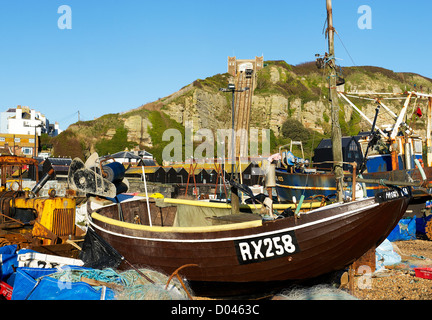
[16,106,22,120]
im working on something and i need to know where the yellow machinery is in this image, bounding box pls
[10,196,77,246]
[0,155,79,248]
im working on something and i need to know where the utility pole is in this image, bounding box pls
[326,0,344,201]
[230,87,240,215]
[220,83,249,214]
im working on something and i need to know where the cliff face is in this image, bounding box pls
[162,83,230,132]
[160,62,432,139]
[57,61,432,161]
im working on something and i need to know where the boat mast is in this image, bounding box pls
[326,0,344,201]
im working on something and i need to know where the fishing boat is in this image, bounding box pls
[70,0,414,297]
[275,65,432,203]
[86,186,411,297]
[276,92,432,202]
[276,150,431,203]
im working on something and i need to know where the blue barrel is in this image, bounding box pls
[103,162,125,183]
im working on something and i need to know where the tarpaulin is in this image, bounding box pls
[416,215,432,235]
[11,267,57,300]
[376,239,401,271]
[0,245,18,284]
[0,245,37,285]
[11,266,115,300]
[387,216,416,241]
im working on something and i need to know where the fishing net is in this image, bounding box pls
[274,284,358,300]
[115,268,190,300]
[75,227,192,299]
[46,266,190,300]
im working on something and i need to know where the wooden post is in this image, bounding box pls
[349,264,355,295]
[326,0,344,202]
[352,162,357,201]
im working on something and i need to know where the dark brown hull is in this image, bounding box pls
[89,194,409,297]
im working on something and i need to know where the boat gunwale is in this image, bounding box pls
[90,211,263,233]
[89,197,384,242]
[88,197,328,235]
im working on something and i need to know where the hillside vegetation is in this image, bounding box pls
[49,60,432,162]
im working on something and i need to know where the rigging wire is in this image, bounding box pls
[321,15,356,66]
[335,30,357,67]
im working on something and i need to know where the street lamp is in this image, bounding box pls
[219,84,249,214]
[33,123,44,158]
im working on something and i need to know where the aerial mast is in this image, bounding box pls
[326,0,344,201]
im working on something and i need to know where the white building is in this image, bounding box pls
[8,106,45,135]
[0,105,61,137]
[0,109,15,134]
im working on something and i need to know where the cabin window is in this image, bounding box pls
[349,141,358,152]
[347,141,361,160]
[414,140,422,154]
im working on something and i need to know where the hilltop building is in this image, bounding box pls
[227,56,264,77]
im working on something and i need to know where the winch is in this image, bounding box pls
[0,155,78,248]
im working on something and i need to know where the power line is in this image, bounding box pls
[57,110,80,122]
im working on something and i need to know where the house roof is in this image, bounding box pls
[125,162,262,176]
[223,163,251,174]
[109,151,142,160]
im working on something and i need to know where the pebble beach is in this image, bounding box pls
[352,240,432,300]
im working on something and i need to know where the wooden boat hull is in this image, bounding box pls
[89,190,410,297]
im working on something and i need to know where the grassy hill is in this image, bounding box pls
[48,60,432,162]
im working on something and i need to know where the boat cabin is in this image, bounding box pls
[313,136,363,172]
[312,132,423,173]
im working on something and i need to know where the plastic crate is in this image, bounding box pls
[414,267,432,280]
[0,281,13,300]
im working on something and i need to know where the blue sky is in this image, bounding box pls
[0,0,431,130]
